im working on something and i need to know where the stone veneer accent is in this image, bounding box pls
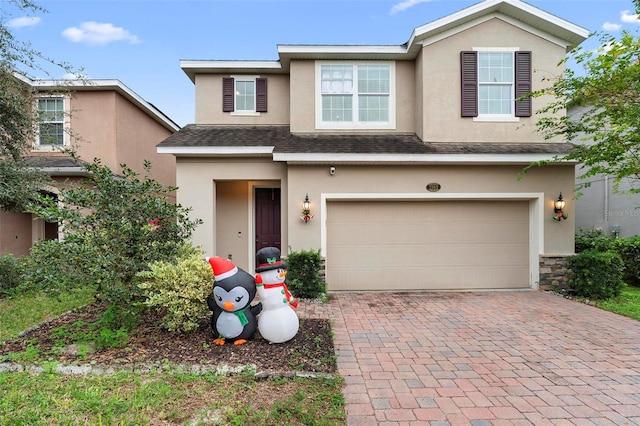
[539,254,573,291]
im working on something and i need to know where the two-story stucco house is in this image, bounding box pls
[157,0,589,291]
[0,77,179,256]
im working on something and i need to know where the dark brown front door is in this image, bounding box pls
[255,188,281,253]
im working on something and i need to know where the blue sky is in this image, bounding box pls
[5,0,639,127]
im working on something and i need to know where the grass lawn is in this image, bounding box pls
[0,371,344,425]
[595,285,640,321]
[0,288,95,343]
[0,290,346,425]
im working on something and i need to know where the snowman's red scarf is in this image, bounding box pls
[262,282,294,302]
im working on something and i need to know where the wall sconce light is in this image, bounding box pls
[553,193,568,221]
[300,193,313,223]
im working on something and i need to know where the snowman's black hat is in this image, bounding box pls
[255,247,286,272]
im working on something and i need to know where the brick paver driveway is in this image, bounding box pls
[300,291,640,425]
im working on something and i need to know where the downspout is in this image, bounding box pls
[604,175,609,226]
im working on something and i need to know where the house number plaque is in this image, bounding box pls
[426,182,441,192]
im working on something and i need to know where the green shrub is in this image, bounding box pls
[286,248,324,299]
[0,254,22,296]
[575,228,615,253]
[613,235,640,287]
[137,246,212,333]
[566,249,625,300]
[25,158,202,328]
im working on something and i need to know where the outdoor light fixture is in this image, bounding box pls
[300,193,313,223]
[553,193,568,221]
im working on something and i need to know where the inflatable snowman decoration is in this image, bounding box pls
[254,247,299,344]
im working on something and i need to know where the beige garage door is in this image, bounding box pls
[326,200,530,291]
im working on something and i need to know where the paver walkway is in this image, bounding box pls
[299,291,640,425]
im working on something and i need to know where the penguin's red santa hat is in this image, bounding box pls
[206,256,238,282]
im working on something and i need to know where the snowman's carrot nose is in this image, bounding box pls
[223,301,235,311]
[279,270,287,278]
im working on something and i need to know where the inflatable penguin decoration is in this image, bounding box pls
[206,256,262,346]
[255,247,299,344]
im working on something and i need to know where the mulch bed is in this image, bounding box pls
[0,302,336,374]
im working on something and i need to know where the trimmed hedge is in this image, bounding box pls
[286,248,324,299]
[566,249,625,300]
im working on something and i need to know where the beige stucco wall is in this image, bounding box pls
[33,91,176,190]
[0,211,33,256]
[286,163,575,255]
[414,51,425,140]
[195,74,290,125]
[175,158,287,271]
[420,17,565,143]
[289,60,416,133]
[114,92,176,190]
[69,92,118,169]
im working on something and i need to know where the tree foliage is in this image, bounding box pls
[532,20,640,195]
[24,158,202,328]
[1,0,78,212]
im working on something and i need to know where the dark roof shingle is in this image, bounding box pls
[157,124,572,156]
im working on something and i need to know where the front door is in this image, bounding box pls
[255,188,281,253]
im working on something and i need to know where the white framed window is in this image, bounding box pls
[223,76,267,115]
[461,48,532,121]
[36,97,66,147]
[234,77,256,113]
[316,61,395,129]
[478,51,514,116]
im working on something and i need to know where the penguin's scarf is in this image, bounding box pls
[232,306,249,326]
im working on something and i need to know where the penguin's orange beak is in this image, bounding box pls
[223,301,235,311]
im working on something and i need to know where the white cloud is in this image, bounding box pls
[62,22,140,45]
[390,0,433,15]
[602,21,622,31]
[620,10,640,24]
[7,16,41,28]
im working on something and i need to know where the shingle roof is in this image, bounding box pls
[24,156,87,169]
[157,124,572,156]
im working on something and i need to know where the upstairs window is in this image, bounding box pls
[37,97,65,146]
[316,62,395,129]
[222,76,267,114]
[461,49,531,120]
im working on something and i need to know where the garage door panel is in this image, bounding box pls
[327,200,530,291]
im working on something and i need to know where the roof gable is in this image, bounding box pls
[182,0,589,77]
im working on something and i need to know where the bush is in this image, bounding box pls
[613,235,640,287]
[0,254,22,296]
[26,158,202,328]
[575,228,615,253]
[566,249,625,300]
[137,245,212,333]
[286,248,324,299]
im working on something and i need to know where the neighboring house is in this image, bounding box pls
[568,106,640,238]
[0,77,179,256]
[157,0,589,291]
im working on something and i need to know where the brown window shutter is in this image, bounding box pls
[222,77,234,112]
[514,51,532,117]
[460,51,478,117]
[256,78,267,112]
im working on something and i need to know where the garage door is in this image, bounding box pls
[326,200,530,291]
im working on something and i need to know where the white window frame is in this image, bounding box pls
[473,47,520,123]
[231,75,260,116]
[315,61,396,130]
[35,95,68,149]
